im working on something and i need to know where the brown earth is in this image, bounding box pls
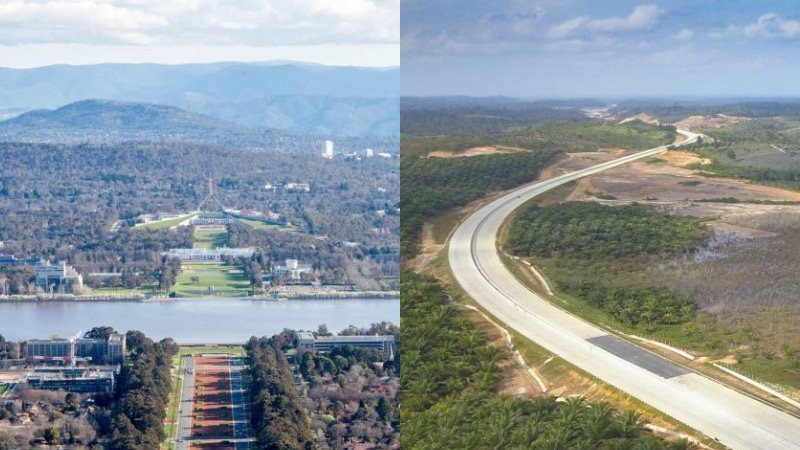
[674,114,751,130]
[191,357,234,445]
[655,150,710,167]
[427,145,522,158]
[618,113,659,125]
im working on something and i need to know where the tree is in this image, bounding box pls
[44,427,60,445]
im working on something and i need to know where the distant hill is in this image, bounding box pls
[0,99,397,153]
[201,95,399,136]
[0,62,399,136]
[0,100,275,147]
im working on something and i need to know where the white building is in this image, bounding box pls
[273,258,313,281]
[285,182,311,193]
[365,148,374,158]
[165,248,254,262]
[323,140,334,159]
[35,261,83,293]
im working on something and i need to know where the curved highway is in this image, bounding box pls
[448,129,800,449]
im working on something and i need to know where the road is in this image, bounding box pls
[176,355,195,450]
[448,129,800,450]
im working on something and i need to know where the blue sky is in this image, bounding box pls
[402,0,800,97]
[0,1,399,67]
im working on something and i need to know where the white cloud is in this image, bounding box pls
[547,16,588,39]
[743,13,800,39]
[585,4,661,32]
[0,0,399,46]
[546,4,661,40]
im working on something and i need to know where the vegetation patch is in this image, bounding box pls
[172,263,251,297]
[401,150,557,257]
[401,271,692,449]
[508,202,709,260]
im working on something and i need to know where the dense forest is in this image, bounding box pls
[298,346,399,449]
[108,331,178,450]
[401,272,692,449]
[560,282,696,329]
[508,202,709,260]
[401,150,557,257]
[245,334,315,450]
[0,142,398,250]
[401,101,588,136]
[507,202,709,332]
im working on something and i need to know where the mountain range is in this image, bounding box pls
[0,62,399,137]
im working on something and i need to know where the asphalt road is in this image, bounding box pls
[448,129,800,450]
[176,355,195,450]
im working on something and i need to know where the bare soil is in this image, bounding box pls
[674,114,751,130]
[427,145,522,158]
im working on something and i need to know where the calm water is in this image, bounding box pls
[0,298,399,343]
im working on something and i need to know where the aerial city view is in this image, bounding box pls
[402,1,800,449]
[0,2,399,450]
[3,1,800,450]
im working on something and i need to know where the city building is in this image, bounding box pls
[296,331,395,359]
[285,182,311,193]
[191,213,235,225]
[323,140,334,159]
[35,261,83,293]
[365,148,374,158]
[26,332,126,365]
[165,247,254,262]
[0,255,43,266]
[26,367,116,393]
[273,259,313,281]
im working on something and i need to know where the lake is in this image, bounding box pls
[0,298,399,343]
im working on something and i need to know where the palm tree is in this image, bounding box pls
[614,409,647,439]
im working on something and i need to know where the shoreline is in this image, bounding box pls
[0,291,400,303]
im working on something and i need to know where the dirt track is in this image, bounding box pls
[191,357,235,450]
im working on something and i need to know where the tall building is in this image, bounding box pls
[323,140,334,159]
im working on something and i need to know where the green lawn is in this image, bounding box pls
[193,228,228,249]
[234,217,295,231]
[164,358,183,440]
[179,345,245,356]
[172,263,251,297]
[135,213,198,230]
[91,287,146,296]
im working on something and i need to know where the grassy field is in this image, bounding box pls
[193,228,228,249]
[91,287,146,296]
[179,345,245,356]
[172,263,251,297]
[234,217,293,231]
[164,357,183,442]
[135,213,198,230]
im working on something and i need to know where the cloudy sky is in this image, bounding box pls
[0,0,399,67]
[402,0,800,97]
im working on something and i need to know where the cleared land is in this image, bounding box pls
[501,140,800,391]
